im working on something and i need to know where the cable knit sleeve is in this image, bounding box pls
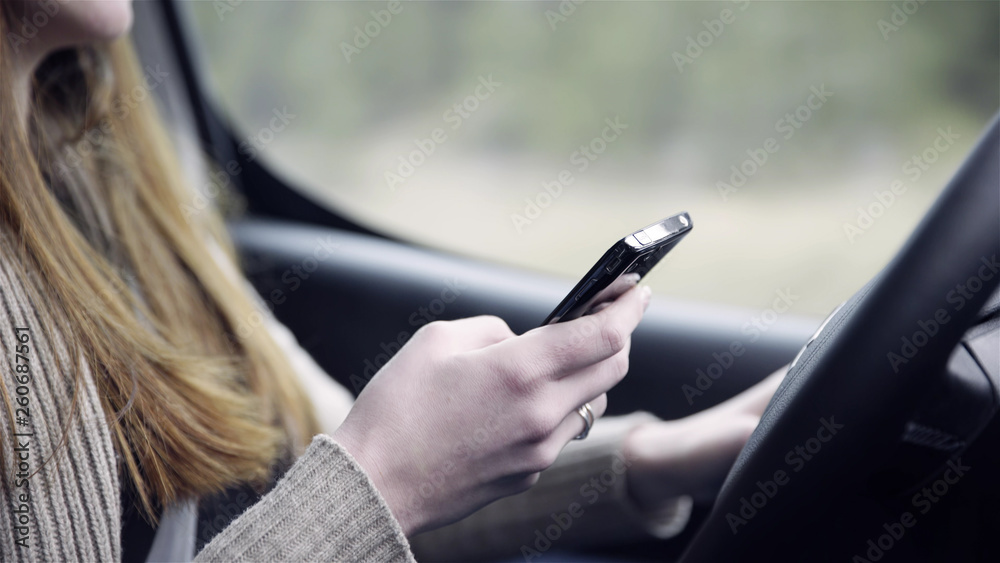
[194,435,414,563]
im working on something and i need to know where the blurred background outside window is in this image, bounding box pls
[188,0,999,316]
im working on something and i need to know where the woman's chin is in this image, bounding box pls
[53,0,135,45]
[80,0,134,41]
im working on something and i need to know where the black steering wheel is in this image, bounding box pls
[681,116,1000,562]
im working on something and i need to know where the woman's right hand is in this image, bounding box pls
[332,282,652,536]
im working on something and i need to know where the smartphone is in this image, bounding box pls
[541,212,692,325]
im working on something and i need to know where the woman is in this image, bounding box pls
[0,1,783,561]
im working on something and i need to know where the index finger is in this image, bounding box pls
[519,284,652,377]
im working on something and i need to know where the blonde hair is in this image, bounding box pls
[1,17,318,518]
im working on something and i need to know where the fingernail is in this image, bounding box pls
[641,286,652,309]
[624,273,641,285]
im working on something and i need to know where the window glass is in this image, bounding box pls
[187,1,999,316]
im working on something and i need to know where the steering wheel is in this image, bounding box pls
[681,116,1000,561]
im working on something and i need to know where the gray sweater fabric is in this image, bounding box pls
[0,239,689,562]
[0,250,412,563]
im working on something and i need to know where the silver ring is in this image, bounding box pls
[573,402,595,440]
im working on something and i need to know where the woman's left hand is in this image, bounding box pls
[623,366,787,512]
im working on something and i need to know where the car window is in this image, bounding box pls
[187,0,998,316]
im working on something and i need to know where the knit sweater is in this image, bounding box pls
[0,238,689,562]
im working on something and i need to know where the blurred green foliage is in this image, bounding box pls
[191,0,997,163]
[187,1,999,315]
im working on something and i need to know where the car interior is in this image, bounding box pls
[130,1,998,561]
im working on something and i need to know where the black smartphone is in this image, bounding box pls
[541,212,692,325]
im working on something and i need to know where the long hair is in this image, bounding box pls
[0,12,318,519]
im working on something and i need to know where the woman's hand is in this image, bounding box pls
[623,366,787,512]
[333,282,652,536]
